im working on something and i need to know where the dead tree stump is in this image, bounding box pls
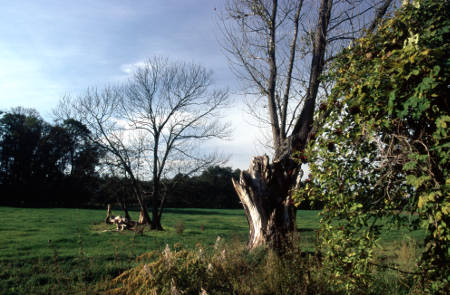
[232,155,299,250]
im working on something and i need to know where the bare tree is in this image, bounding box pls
[220,0,396,249]
[54,57,230,230]
[54,87,153,225]
[121,57,230,229]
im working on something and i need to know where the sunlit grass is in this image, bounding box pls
[0,207,425,294]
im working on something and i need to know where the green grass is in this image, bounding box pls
[0,207,425,294]
[0,208,323,262]
[0,207,249,294]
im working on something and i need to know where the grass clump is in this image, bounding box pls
[106,235,426,295]
[174,221,185,235]
[105,236,330,295]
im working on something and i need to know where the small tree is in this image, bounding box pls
[121,57,230,229]
[55,57,229,229]
[55,87,154,225]
[299,0,449,291]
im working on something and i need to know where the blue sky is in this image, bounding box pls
[0,0,263,169]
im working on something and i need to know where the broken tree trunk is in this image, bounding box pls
[232,0,332,251]
[105,204,114,224]
[232,155,300,249]
[138,210,145,224]
[118,198,131,221]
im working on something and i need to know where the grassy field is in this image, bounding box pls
[0,207,424,294]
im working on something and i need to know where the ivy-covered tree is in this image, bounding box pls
[297,0,449,292]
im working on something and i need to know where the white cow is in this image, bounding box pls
[113,216,128,231]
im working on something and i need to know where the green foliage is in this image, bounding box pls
[0,108,103,207]
[296,0,449,292]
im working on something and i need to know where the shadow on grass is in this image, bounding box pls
[163,208,244,216]
[297,228,315,232]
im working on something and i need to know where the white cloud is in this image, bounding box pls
[0,0,260,169]
[202,99,273,170]
[120,61,147,75]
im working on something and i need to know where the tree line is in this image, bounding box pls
[0,107,101,207]
[0,108,243,209]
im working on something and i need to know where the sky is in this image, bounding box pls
[0,0,267,170]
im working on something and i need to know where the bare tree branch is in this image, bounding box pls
[54,57,230,230]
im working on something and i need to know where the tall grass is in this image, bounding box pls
[104,235,323,295]
[104,234,423,295]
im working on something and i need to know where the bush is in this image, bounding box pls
[296,0,449,293]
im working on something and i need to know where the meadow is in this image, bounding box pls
[0,207,424,294]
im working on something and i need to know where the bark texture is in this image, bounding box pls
[232,155,299,249]
[231,0,332,250]
[118,199,131,221]
[225,0,393,250]
[105,204,114,224]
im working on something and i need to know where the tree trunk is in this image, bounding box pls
[151,213,163,231]
[232,155,300,249]
[138,210,145,224]
[105,203,114,224]
[129,179,152,226]
[151,189,164,230]
[233,0,332,251]
[118,198,131,221]
[136,195,152,225]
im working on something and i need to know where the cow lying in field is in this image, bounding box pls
[113,216,128,231]
[105,204,142,233]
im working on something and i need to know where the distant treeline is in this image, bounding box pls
[101,167,243,210]
[0,108,319,210]
[0,108,102,207]
[0,108,243,209]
